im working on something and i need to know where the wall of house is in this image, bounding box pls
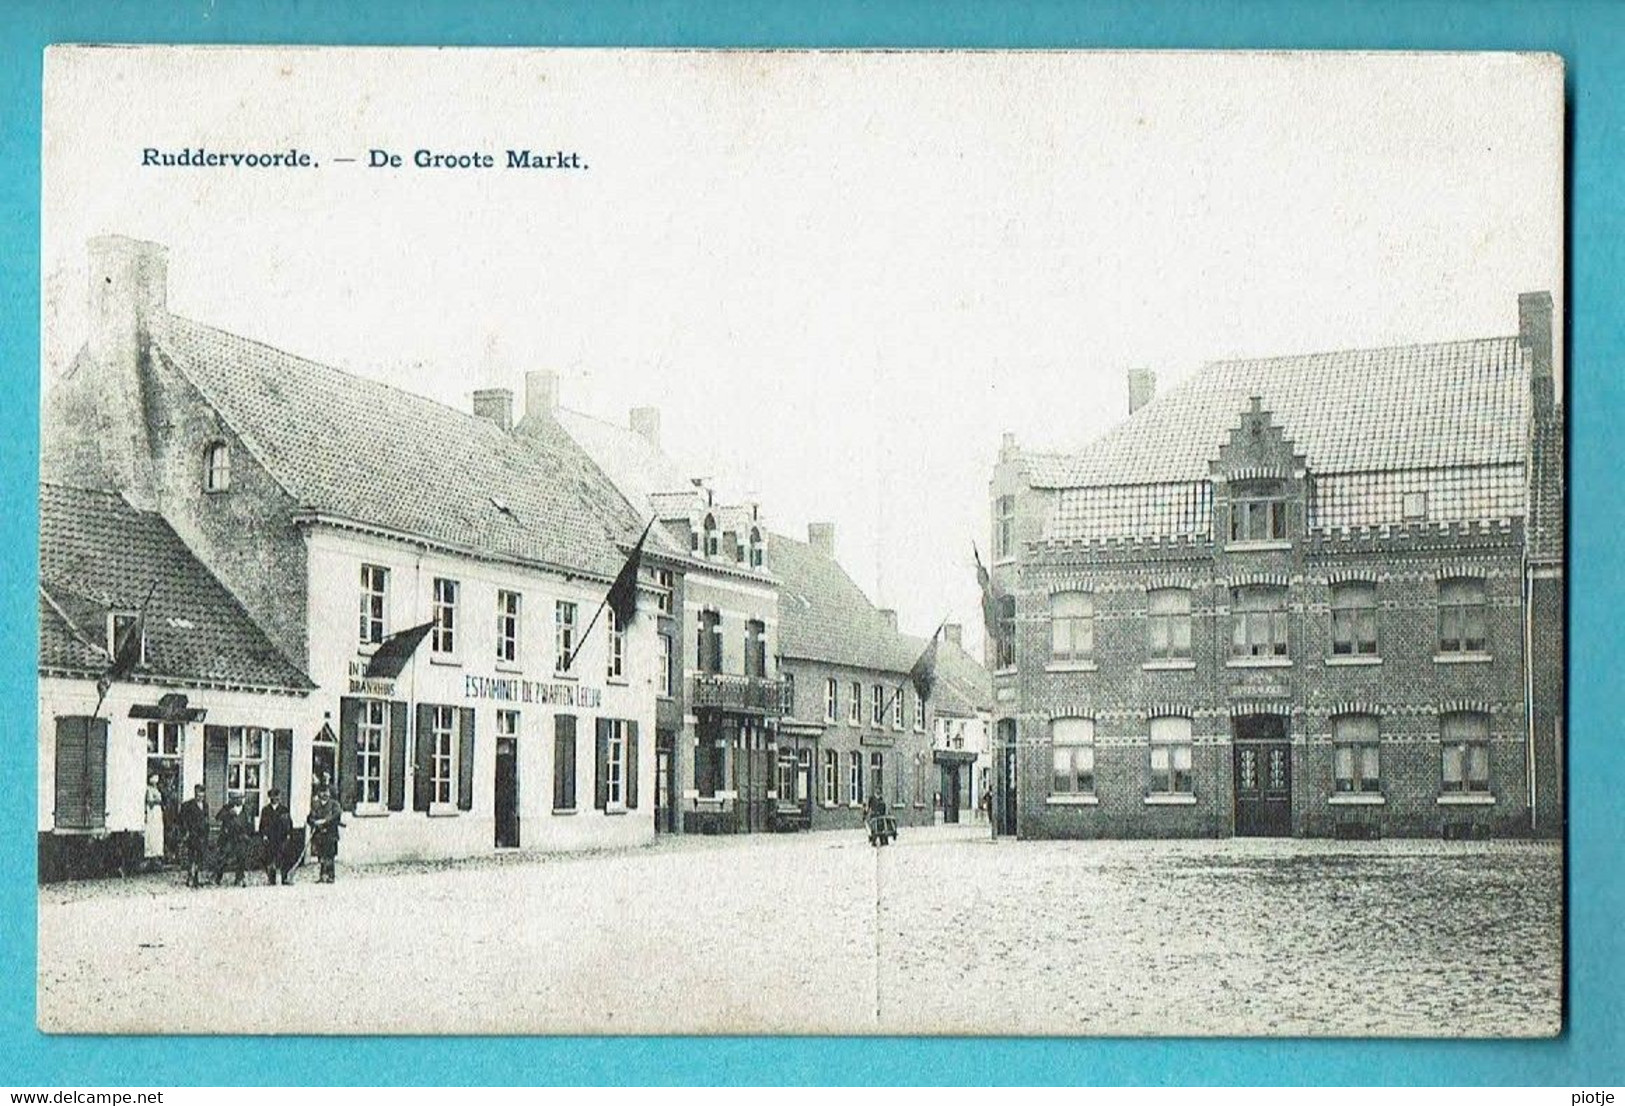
[303,527,659,862]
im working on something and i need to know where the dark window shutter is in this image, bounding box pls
[272,728,294,803]
[204,724,229,816]
[554,715,576,810]
[595,718,610,810]
[626,720,640,810]
[458,707,476,811]
[414,703,434,812]
[85,718,108,829]
[387,701,409,811]
[337,700,360,812]
[53,717,89,830]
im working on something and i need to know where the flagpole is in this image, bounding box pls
[567,517,654,671]
[92,580,157,720]
[879,617,946,719]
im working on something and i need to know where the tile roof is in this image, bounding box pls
[930,641,992,718]
[39,483,313,692]
[1029,337,1532,489]
[550,407,697,509]
[769,532,921,674]
[160,317,639,579]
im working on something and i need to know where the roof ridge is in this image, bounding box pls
[40,480,130,503]
[38,581,110,659]
[1204,332,1520,370]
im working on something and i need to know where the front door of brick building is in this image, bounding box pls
[1233,715,1291,836]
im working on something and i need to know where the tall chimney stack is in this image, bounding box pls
[81,235,167,508]
[944,622,963,648]
[525,370,559,420]
[472,388,514,432]
[1127,367,1157,415]
[1519,291,1554,413]
[630,406,661,449]
[807,522,835,559]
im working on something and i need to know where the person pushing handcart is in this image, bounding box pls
[864,792,897,847]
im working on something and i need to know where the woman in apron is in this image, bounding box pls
[142,773,165,871]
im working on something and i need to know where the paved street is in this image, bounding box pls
[37,826,1560,1037]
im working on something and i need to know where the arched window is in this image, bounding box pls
[1331,713,1381,793]
[749,527,765,568]
[703,514,719,557]
[1330,581,1378,656]
[203,440,231,492]
[1149,715,1194,794]
[1050,717,1095,796]
[1050,592,1094,661]
[1146,588,1192,660]
[1441,712,1491,793]
[1438,577,1487,654]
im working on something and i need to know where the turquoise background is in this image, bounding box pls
[0,0,1618,1087]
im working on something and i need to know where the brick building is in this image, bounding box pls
[42,236,662,864]
[524,394,787,834]
[988,293,1564,840]
[771,525,939,832]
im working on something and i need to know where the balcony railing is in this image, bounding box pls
[691,672,788,716]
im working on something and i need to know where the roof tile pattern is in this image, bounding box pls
[161,317,634,578]
[769,532,921,674]
[39,483,313,691]
[1031,337,1531,489]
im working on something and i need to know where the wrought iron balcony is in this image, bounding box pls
[690,672,788,716]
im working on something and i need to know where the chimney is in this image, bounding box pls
[630,406,661,448]
[82,236,167,508]
[944,622,963,648]
[878,608,898,631]
[999,431,1020,463]
[1519,291,1554,413]
[472,388,514,432]
[1128,367,1157,414]
[807,522,835,558]
[525,370,559,420]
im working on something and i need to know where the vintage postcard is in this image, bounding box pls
[36,46,1564,1036]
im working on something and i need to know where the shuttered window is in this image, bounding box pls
[53,716,108,831]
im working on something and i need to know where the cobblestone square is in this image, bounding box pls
[37,826,1560,1037]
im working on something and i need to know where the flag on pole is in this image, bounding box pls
[606,517,655,627]
[909,621,944,705]
[974,543,1000,635]
[94,581,156,715]
[365,621,436,678]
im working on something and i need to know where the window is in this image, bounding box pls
[496,709,519,742]
[657,633,672,697]
[782,671,796,715]
[429,705,456,806]
[1050,717,1095,795]
[823,749,839,803]
[849,681,862,725]
[871,683,885,728]
[354,703,384,807]
[553,715,577,810]
[1231,586,1288,658]
[993,494,1015,559]
[654,568,675,615]
[144,721,183,798]
[915,751,928,806]
[431,577,459,655]
[749,528,765,568]
[1439,578,1488,654]
[797,748,812,803]
[203,440,230,492]
[607,608,625,679]
[848,750,864,803]
[1333,714,1381,793]
[555,600,578,673]
[913,690,925,732]
[604,719,628,808]
[1402,491,1428,520]
[1229,493,1287,542]
[703,514,719,557]
[1441,713,1491,793]
[869,752,885,799]
[359,564,389,647]
[107,611,146,665]
[496,589,521,664]
[696,730,726,797]
[776,749,796,802]
[745,619,766,678]
[1149,716,1194,794]
[697,609,723,674]
[1330,582,1378,656]
[1050,592,1094,661]
[226,725,268,816]
[993,595,1017,670]
[1147,588,1192,660]
[893,687,904,730]
[825,678,839,722]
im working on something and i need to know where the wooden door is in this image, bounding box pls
[494,735,519,848]
[1233,723,1292,836]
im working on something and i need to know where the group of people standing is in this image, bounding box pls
[143,779,346,887]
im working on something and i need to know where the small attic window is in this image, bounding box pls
[750,527,764,568]
[1402,491,1428,520]
[108,611,147,665]
[703,514,719,557]
[203,441,231,493]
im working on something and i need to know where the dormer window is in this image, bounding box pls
[703,514,719,558]
[108,611,146,665]
[1228,482,1287,544]
[749,527,764,568]
[203,441,231,492]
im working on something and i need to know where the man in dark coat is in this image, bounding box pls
[306,784,343,884]
[177,784,210,888]
[258,788,295,885]
[211,793,249,886]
